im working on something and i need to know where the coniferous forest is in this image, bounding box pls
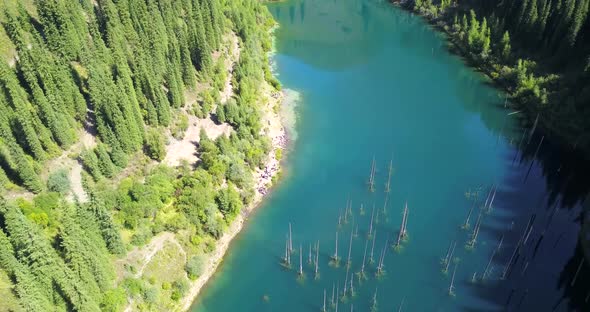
[406,0,590,156]
[1,0,589,311]
[0,0,278,310]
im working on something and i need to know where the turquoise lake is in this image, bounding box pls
[192,0,589,311]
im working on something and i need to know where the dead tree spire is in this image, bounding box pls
[333,232,339,263]
[396,202,409,248]
[442,240,453,268]
[503,219,534,279]
[368,205,375,237]
[347,230,353,267]
[571,259,584,287]
[382,193,389,217]
[444,241,456,273]
[315,241,320,279]
[369,156,376,192]
[377,237,389,276]
[402,202,409,239]
[385,157,393,193]
[344,264,349,294]
[369,229,376,263]
[463,198,476,229]
[284,237,290,266]
[360,238,368,277]
[331,283,335,307]
[487,186,497,213]
[483,185,493,211]
[289,222,293,253]
[370,288,378,312]
[468,209,484,248]
[449,262,458,296]
[299,244,303,276]
[398,297,405,312]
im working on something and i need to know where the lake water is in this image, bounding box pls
[192,0,589,311]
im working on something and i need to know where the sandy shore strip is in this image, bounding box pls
[179,84,287,311]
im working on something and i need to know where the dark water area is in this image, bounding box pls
[191,0,590,311]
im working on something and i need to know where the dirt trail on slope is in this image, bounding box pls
[163,33,240,168]
[115,231,187,281]
[179,84,287,312]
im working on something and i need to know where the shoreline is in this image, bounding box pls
[179,23,289,311]
[390,1,590,161]
[178,84,288,312]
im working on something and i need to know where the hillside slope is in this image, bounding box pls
[0,0,283,311]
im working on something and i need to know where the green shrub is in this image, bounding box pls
[123,278,144,297]
[185,255,206,279]
[145,128,166,161]
[47,169,70,194]
[171,279,189,301]
[101,288,127,312]
[143,287,159,304]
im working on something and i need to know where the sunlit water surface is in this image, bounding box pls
[192,0,589,311]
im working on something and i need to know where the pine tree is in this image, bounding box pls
[415,0,423,10]
[524,0,540,36]
[516,0,531,30]
[501,31,512,61]
[460,14,469,40]
[58,205,103,303]
[0,229,54,311]
[535,0,552,45]
[95,144,116,178]
[86,194,125,256]
[0,62,46,161]
[467,10,481,49]
[550,0,576,50]
[566,0,589,47]
[81,149,103,181]
[34,0,85,60]
[0,200,101,311]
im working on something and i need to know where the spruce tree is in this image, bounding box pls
[0,229,54,311]
[95,144,116,178]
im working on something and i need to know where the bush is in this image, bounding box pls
[172,113,189,139]
[171,290,181,301]
[171,279,189,301]
[216,184,243,219]
[101,288,127,312]
[201,90,215,115]
[145,128,166,161]
[275,148,283,161]
[143,287,159,304]
[123,278,144,297]
[47,168,70,194]
[28,212,49,227]
[227,161,252,189]
[269,76,281,91]
[185,255,206,279]
[173,279,189,294]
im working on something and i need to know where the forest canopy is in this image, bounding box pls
[408,0,590,155]
[0,0,277,310]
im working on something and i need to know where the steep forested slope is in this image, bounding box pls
[0,0,279,311]
[405,0,590,155]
